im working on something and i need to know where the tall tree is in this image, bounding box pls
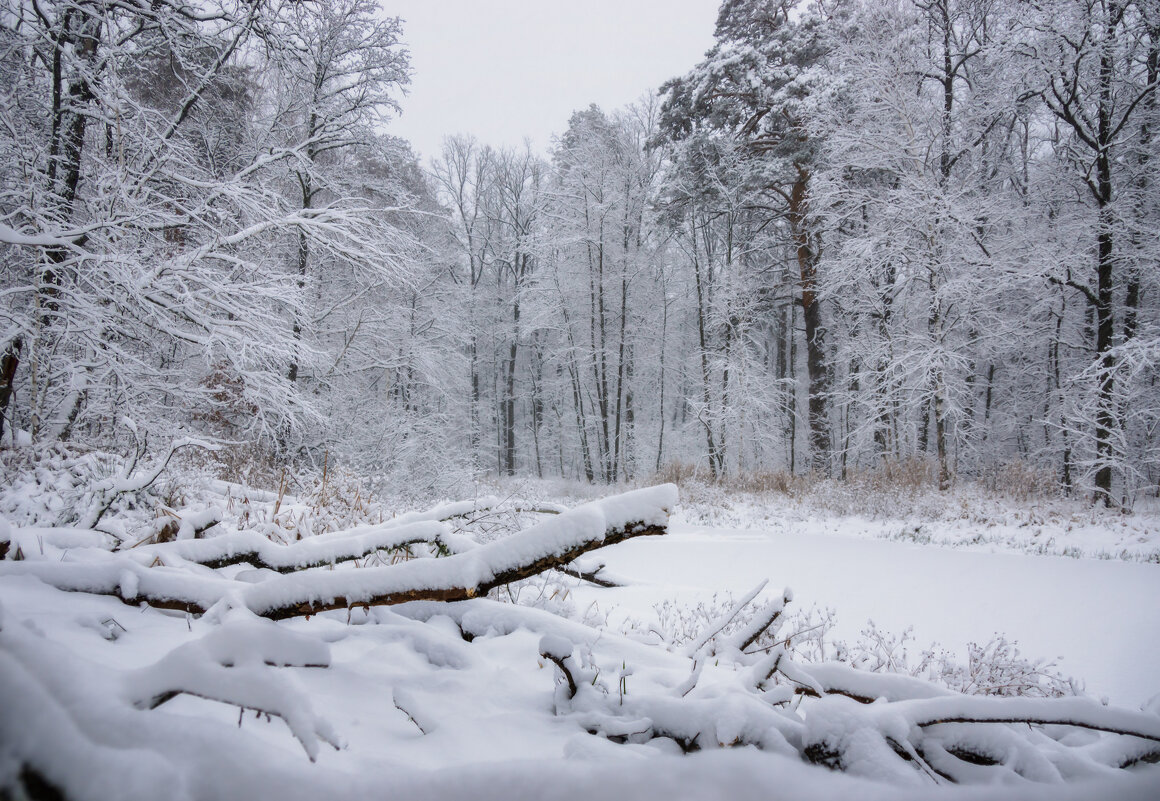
[265,0,409,391]
[816,0,1029,489]
[548,106,653,482]
[658,0,840,475]
[1029,0,1160,503]
[0,1,429,472]
[433,135,498,470]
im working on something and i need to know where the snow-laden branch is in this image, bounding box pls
[0,606,340,766]
[532,574,1160,783]
[81,434,219,530]
[0,223,73,248]
[130,519,457,573]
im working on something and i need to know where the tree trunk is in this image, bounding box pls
[1092,9,1119,506]
[691,215,721,480]
[33,10,101,443]
[0,338,21,444]
[503,269,520,476]
[789,170,829,475]
[612,267,629,483]
[530,335,544,479]
[655,276,669,474]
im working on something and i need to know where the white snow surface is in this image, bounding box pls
[2,482,1158,800]
[582,522,1160,707]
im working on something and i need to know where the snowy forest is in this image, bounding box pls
[1,0,1159,799]
[2,0,1158,502]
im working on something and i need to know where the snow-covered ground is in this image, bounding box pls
[2,474,1159,799]
[573,520,1160,707]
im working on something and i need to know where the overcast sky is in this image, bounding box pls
[385,0,720,164]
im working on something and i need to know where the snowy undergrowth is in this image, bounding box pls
[679,489,1160,563]
[510,579,1079,702]
[0,443,462,546]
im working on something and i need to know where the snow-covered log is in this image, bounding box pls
[0,485,678,620]
[246,483,676,619]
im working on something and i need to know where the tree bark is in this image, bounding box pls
[0,338,21,444]
[789,170,829,475]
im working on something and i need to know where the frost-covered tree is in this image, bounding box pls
[0,0,302,448]
[815,0,1035,488]
[1022,0,1160,503]
[657,0,844,476]
[0,1,440,480]
[545,105,657,483]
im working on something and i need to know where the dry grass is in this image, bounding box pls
[652,462,808,497]
[845,457,939,495]
[656,457,1062,498]
[647,456,1064,521]
[979,460,1062,503]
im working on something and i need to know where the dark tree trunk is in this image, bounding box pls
[0,338,21,444]
[691,216,722,480]
[1092,10,1119,506]
[789,170,829,475]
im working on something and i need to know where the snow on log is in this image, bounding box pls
[245,483,677,619]
[130,520,452,572]
[0,558,239,615]
[379,496,500,527]
[890,695,1160,741]
[124,615,340,760]
[785,660,954,704]
[0,485,678,620]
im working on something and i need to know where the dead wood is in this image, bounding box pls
[558,561,621,587]
[539,651,578,699]
[130,524,451,574]
[20,519,666,620]
[913,714,1160,742]
[259,520,665,620]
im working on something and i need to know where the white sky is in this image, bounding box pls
[384,0,720,164]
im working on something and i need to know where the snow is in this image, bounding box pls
[132,519,450,571]
[0,222,71,247]
[581,522,1160,707]
[539,633,575,660]
[240,483,676,614]
[2,482,1158,799]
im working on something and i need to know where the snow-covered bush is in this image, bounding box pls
[627,593,1075,702]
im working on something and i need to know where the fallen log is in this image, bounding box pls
[248,483,674,620]
[0,485,677,621]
